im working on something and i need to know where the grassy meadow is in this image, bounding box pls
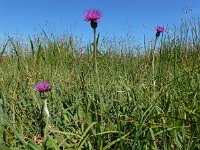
[0,18,200,149]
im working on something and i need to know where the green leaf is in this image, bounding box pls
[103,132,130,150]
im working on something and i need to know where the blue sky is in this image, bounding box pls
[0,0,199,44]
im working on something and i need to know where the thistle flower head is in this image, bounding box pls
[155,26,165,37]
[155,26,165,33]
[34,82,51,93]
[84,9,102,22]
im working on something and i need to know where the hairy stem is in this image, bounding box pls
[43,98,49,142]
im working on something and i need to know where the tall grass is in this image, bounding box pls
[0,18,200,149]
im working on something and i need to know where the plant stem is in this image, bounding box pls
[93,28,98,75]
[43,98,50,142]
[152,37,158,99]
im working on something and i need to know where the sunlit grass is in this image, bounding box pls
[0,18,200,149]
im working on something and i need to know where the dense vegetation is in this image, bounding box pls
[0,18,200,149]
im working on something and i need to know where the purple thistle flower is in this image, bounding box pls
[84,9,102,22]
[155,26,165,37]
[34,82,51,93]
[156,26,165,33]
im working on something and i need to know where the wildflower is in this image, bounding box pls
[155,26,165,37]
[83,9,102,74]
[84,9,102,29]
[34,82,51,93]
[84,9,102,22]
[34,81,51,142]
